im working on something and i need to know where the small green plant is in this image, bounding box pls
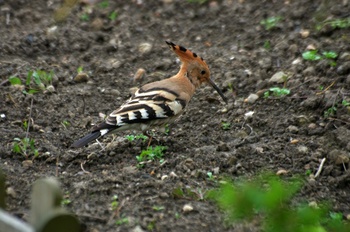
[61,192,71,206]
[136,146,167,163]
[152,205,165,211]
[172,186,205,201]
[305,169,312,176]
[110,195,119,210]
[342,100,350,107]
[264,87,290,98]
[302,50,322,61]
[263,40,271,50]
[13,137,39,159]
[61,120,70,129]
[317,18,350,30]
[208,173,350,232]
[302,50,338,66]
[77,66,84,73]
[9,70,54,94]
[260,16,282,30]
[221,122,231,130]
[98,0,109,8]
[108,11,118,21]
[207,171,215,181]
[80,13,89,21]
[125,134,148,142]
[324,106,337,118]
[116,217,129,226]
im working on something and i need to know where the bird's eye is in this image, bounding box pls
[201,70,206,75]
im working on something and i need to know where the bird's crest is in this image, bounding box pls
[165,41,207,67]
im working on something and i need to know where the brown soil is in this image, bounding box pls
[1,0,350,231]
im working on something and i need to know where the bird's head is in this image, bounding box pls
[166,41,227,103]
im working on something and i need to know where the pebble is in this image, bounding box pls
[308,123,317,129]
[159,192,169,198]
[169,171,178,178]
[212,167,220,174]
[297,145,308,154]
[138,42,152,54]
[74,72,89,83]
[133,68,145,83]
[244,93,259,103]
[183,204,193,212]
[22,160,33,167]
[329,149,349,165]
[287,125,299,133]
[269,71,288,83]
[336,61,350,75]
[302,66,315,76]
[276,169,288,175]
[6,187,16,198]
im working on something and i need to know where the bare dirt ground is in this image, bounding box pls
[1,0,350,231]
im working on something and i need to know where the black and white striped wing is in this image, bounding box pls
[71,88,186,148]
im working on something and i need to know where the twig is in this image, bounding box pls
[314,158,326,178]
[316,81,335,95]
[26,98,34,139]
[80,161,90,174]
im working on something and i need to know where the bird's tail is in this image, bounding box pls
[71,131,101,148]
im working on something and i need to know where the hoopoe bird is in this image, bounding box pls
[72,41,227,148]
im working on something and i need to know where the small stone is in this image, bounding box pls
[329,149,350,165]
[217,142,229,152]
[133,68,146,83]
[244,94,259,103]
[302,66,315,76]
[132,225,145,232]
[287,125,299,133]
[308,123,317,129]
[306,44,316,50]
[297,145,308,154]
[269,71,288,83]
[22,160,33,167]
[46,85,55,93]
[74,72,89,83]
[169,171,177,178]
[6,187,16,198]
[161,175,168,181]
[336,61,350,75]
[299,29,310,38]
[346,214,350,221]
[308,201,318,208]
[290,139,299,144]
[276,169,288,175]
[139,42,152,54]
[182,204,193,212]
[244,111,255,118]
[159,192,169,199]
[212,167,220,175]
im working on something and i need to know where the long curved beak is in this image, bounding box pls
[208,78,228,103]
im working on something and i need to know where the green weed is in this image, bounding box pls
[9,70,54,94]
[98,0,109,8]
[136,146,167,163]
[324,106,337,118]
[110,195,119,210]
[264,87,290,98]
[317,18,350,31]
[260,16,282,30]
[342,100,350,107]
[125,134,148,142]
[302,50,338,66]
[116,217,129,225]
[109,11,118,21]
[221,122,231,130]
[208,173,350,232]
[13,137,39,159]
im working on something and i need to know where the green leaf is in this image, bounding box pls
[13,143,21,153]
[9,76,22,85]
[302,50,322,61]
[322,51,338,59]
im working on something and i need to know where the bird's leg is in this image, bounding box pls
[144,131,153,148]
